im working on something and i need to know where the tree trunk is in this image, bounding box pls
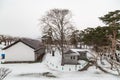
[79,60,109,73]
[79,62,93,71]
[61,19,64,66]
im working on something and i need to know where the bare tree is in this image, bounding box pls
[0,34,19,46]
[0,67,11,80]
[40,9,75,65]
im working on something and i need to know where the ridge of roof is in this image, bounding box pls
[2,38,44,50]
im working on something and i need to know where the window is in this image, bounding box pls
[71,56,72,59]
[73,56,75,59]
[1,54,5,59]
[71,56,75,59]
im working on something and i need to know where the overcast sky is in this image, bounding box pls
[0,0,120,38]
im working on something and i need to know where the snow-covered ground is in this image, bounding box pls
[44,49,88,72]
[0,62,120,80]
[0,49,120,80]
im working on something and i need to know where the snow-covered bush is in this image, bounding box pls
[0,67,11,80]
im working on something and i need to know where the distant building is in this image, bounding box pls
[62,49,88,65]
[2,38,45,63]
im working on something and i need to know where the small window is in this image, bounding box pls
[71,56,72,59]
[1,54,5,59]
[71,56,75,59]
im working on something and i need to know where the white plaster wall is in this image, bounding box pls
[4,42,35,62]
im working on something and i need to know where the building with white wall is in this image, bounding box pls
[2,38,45,63]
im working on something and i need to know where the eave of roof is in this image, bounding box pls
[2,39,35,50]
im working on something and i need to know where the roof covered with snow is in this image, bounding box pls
[64,49,89,55]
[64,50,79,55]
[71,49,89,53]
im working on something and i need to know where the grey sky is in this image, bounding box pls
[0,0,120,38]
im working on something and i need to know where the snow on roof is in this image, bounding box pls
[71,49,89,53]
[64,49,90,55]
[64,50,79,55]
[71,49,90,54]
[70,49,93,57]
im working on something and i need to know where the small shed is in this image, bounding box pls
[62,49,88,65]
[2,38,45,63]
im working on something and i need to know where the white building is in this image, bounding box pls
[2,38,45,63]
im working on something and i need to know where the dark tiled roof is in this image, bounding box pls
[2,38,44,50]
[20,38,43,49]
